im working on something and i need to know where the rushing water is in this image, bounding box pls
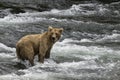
[0,0,120,80]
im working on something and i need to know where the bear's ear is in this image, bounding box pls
[48,26,53,32]
[59,28,63,33]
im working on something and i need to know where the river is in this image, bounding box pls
[0,0,120,80]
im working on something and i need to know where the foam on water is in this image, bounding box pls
[52,39,120,56]
[0,43,15,52]
[96,33,120,42]
[45,3,112,16]
[0,43,16,62]
[0,12,92,24]
[0,53,15,58]
[0,12,69,24]
[61,38,92,43]
[80,39,92,42]
[0,59,114,80]
[0,59,104,80]
[0,14,47,23]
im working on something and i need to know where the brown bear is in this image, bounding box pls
[16,26,63,66]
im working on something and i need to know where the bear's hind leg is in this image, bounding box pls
[16,46,21,60]
[25,46,35,66]
[28,51,35,66]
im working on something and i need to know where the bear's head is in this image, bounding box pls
[48,26,63,43]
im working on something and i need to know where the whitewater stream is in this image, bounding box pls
[0,0,120,80]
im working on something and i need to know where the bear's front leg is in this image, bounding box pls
[45,47,51,59]
[39,51,46,63]
[40,55,45,63]
[39,45,47,63]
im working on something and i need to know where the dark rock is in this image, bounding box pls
[0,0,73,12]
[98,0,119,3]
[10,8,25,14]
[14,62,27,69]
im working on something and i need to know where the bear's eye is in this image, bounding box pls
[51,32,53,35]
[55,33,58,35]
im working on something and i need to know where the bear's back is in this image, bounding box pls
[16,34,42,48]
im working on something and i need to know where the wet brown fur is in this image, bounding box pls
[16,26,63,66]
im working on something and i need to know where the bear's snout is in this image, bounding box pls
[51,36,57,42]
[52,37,55,41]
